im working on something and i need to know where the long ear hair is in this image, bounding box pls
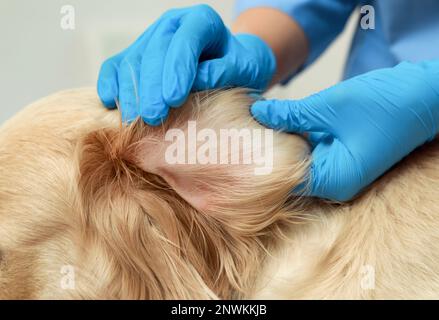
[75,89,310,299]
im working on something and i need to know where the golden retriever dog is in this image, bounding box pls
[0,87,438,299]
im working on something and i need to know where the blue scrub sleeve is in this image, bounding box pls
[235,0,361,82]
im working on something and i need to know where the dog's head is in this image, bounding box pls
[0,88,309,299]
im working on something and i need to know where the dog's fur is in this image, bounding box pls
[0,88,438,299]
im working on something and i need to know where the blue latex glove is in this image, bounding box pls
[252,60,439,202]
[97,4,276,125]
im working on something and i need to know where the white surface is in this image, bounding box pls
[0,0,357,124]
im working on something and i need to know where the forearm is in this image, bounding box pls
[232,7,308,85]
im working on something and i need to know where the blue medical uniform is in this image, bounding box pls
[235,0,439,79]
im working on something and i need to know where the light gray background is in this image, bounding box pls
[0,0,358,124]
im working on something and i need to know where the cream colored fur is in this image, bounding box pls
[0,88,438,299]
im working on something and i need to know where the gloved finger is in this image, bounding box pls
[305,138,361,202]
[118,56,141,123]
[307,132,331,149]
[193,54,263,90]
[192,58,235,90]
[250,95,333,135]
[292,137,332,197]
[162,5,226,106]
[97,26,155,110]
[97,54,123,109]
[97,14,166,112]
[138,20,177,126]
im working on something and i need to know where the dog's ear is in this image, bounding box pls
[134,116,310,235]
[76,89,311,298]
[135,134,258,213]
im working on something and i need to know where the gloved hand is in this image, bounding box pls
[251,60,439,201]
[97,4,276,125]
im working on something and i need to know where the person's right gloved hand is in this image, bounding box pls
[251,60,439,202]
[97,4,276,125]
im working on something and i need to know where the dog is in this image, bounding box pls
[0,87,438,299]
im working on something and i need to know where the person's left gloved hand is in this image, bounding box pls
[97,4,276,125]
[251,60,439,202]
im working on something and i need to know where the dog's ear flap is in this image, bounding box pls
[134,130,309,227]
[132,88,311,233]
